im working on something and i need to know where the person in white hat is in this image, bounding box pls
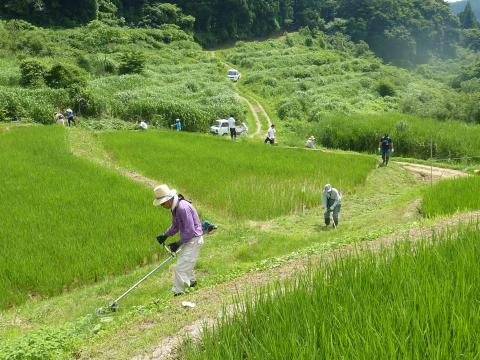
[154,184,204,296]
[305,135,315,149]
[322,184,342,227]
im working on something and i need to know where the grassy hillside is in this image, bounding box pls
[186,225,480,359]
[220,31,463,124]
[0,126,169,309]
[101,130,376,220]
[0,21,243,130]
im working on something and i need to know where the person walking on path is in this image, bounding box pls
[378,133,394,166]
[154,184,203,296]
[264,124,276,145]
[228,115,237,140]
[322,184,342,227]
[65,108,76,127]
[305,135,315,149]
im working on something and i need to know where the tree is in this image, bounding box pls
[459,2,479,29]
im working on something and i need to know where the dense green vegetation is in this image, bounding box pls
[101,130,375,220]
[222,31,478,124]
[0,126,169,309]
[291,113,480,159]
[422,176,480,217]
[0,0,461,64]
[0,20,243,130]
[186,225,480,359]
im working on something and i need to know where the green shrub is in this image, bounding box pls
[19,59,46,87]
[375,78,396,97]
[118,51,146,75]
[44,63,87,89]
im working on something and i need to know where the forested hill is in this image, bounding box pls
[0,0,460,64]
[451,0,480,19]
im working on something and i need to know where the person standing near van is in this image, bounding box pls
[228,115,236,140]
[265,124,276,145]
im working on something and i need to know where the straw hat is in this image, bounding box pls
[153,184,177,206]
[308,136,315,140]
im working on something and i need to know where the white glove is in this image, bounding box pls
[378,147,381,152]
[391,148,395,153]
[329,206,334,211]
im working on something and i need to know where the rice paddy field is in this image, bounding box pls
[0,126,169,309]
[100,130,376,220]
[422,176,480,217]
[185,225,480,359]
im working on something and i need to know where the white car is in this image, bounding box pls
[210,119,248,136]
[227,69,241,82]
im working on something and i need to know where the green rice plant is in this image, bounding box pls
[0,126,169,309]
[422,176,480,217]
[101,130,375,220]
[186,225,480,359]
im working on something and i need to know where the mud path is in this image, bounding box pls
[132,210,480,360]
[396,162,468,182]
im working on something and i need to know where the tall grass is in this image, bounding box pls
[0,23,243,129]
[422,176,480,217]
[0,126,169,309]
[101,130,376,220]
[293,112,480,159]
[186,226,480,359]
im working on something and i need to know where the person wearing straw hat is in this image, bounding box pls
[305,135,315,149]
[322,184,342,227]
[153,184,203,296]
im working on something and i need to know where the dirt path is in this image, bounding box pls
[209,50,272,137]
[238,95,262,137]
[395,162,469,182]
[68,129,158,189]
[255,99,273,127]
[132,210,480,360]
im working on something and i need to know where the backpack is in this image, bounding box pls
[381,136,390,149]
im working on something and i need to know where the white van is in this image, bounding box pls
[210,119,248,136]
[227,69,241,82]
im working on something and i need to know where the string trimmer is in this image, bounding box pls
[96,245,178,317]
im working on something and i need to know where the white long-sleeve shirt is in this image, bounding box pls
[267,126,276,139]
[322,188,342,209]
[228,117,236,129]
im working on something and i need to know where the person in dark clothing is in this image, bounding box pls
[378,134,394,166]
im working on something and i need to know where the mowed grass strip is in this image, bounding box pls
[0,126,169,309]
[422,176,480,217]
[186,226,480,359]
[101,131,376,220]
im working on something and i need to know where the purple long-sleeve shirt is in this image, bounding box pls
[165,199,203,243]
